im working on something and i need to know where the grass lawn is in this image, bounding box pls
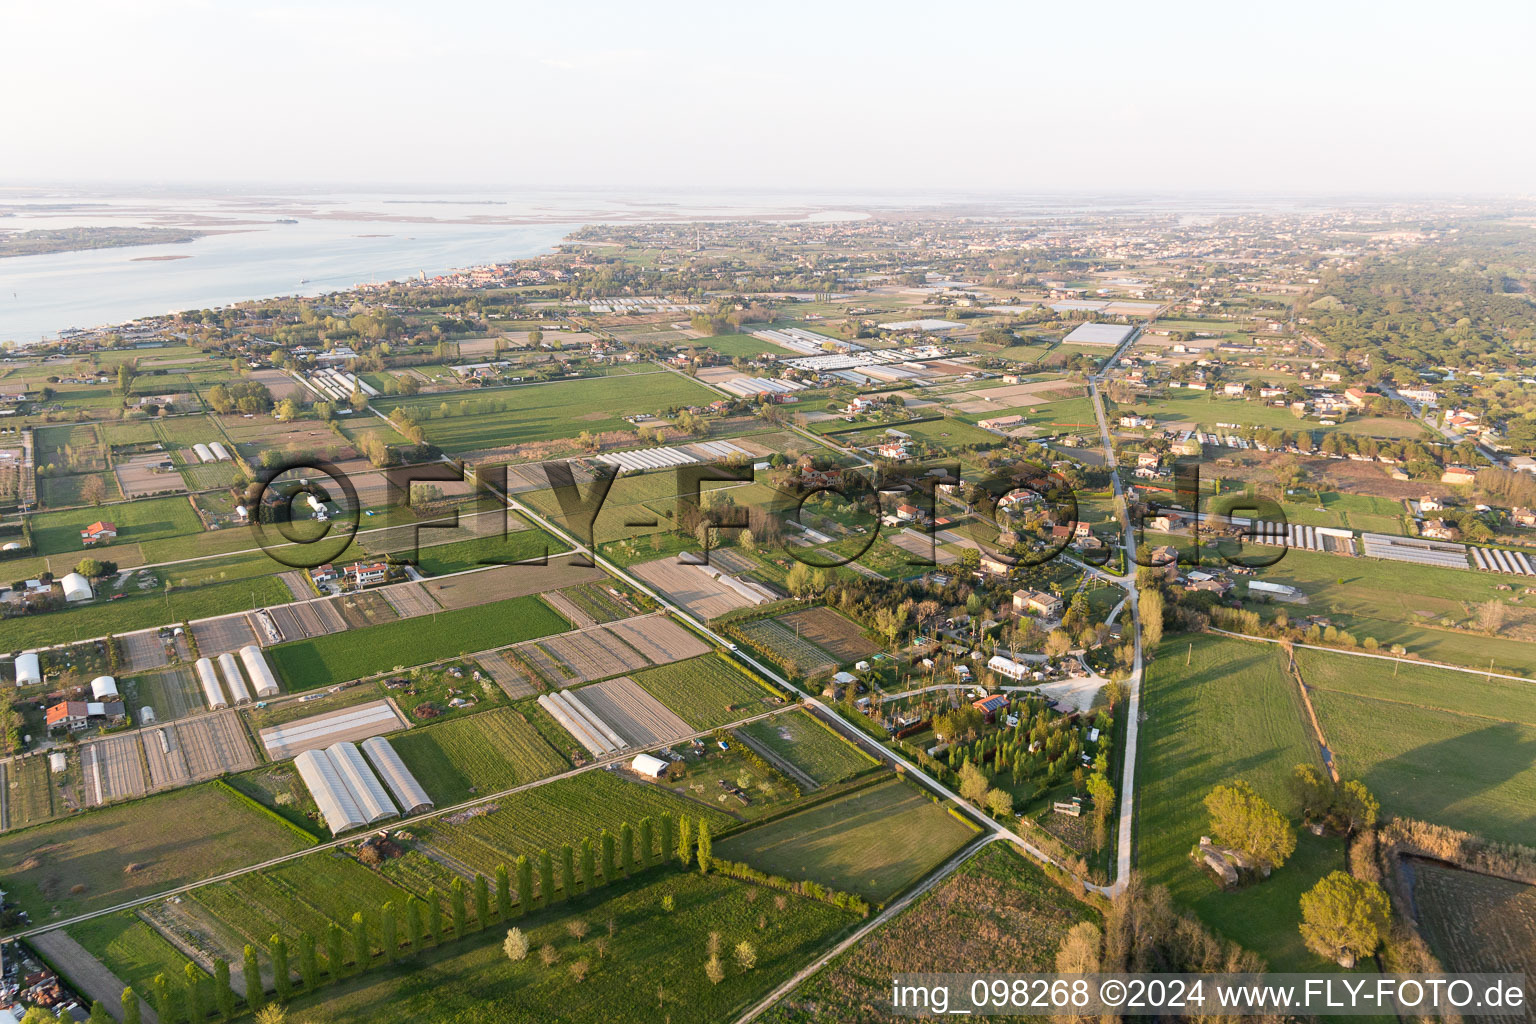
[759,842,1094,1024]
[738,710,877,787]
[411,528,565,576]
[0,573,292,650]
[1298,649,1536,846]
[373,373,717,451]
[284,869,856,1024]
[713,778,977,904]
[390,708,570,805]
[690,333,784,358]
[1245,546,1534,672]
[0,783,314,923]
[29,494,203,555]
[67,912,207,1000]
[267,594,569,689]
[630,655,778,731]
[1135,633,1345,971]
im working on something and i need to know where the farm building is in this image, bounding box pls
[209,441,232,461]
[216,651,251,704]
[327,741,399,824]
[294,748,367,834]
[195,657,228,710]
[238,645,281,697]
[45,700,126,732]
[89,675,119,700]
[361,737,433,814]
[193,443,215,463]
[14,651,41,686]
[986,655,1030,681]
[1063,323,1134,347]
[60,572,93,603]
[79,521,117,546]
[631,753,670,779]
[972,694,1010,721]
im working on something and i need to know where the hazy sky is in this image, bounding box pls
[5,0,1533,194]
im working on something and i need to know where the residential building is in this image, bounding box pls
[1012,588,1063,618]
[80,521,117,546]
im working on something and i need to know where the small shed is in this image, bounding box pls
[90,675,119,701]
[48,751,67,774]
[14,651,41,686]
[60,572,93,603]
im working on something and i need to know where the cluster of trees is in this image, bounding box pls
[1290,764,1379,833]
[1204,779,1297,873]
[206,380,272,416]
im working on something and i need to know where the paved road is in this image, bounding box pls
[30,928,157,1023]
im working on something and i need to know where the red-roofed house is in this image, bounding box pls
[80,521,117,546]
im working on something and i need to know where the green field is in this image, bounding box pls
[1246,546,1534,671]
[410,528,565,576]
[1135,633,1344,971]
[1297,649,1536,845]
[374,373,717,451]
[630,655,777,730]
[189,851,416,955]
[285,869,855,1024]
[390,708,570,805]
[0,783,314,922]
[713,778,976,903]
[690,333,784,358]
[28,494,203,555]
[413,770,734,882]
[67,912,207,1003]
[738,711,877,787]
[759,842,1094,1024]
[266,594,569,689]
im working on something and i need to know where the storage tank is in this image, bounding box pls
[193,443,214,463]
[60,572,93,603]
[195,657,227,710]
[90,675,119,700]
[209,441,231,461]
[216,651,251,704]
[238,644,281,697]
[14,651,41,686]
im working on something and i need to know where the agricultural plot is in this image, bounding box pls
[379,581,439,619]
[28,493,202,555]
[281,870,854,1024]
[118,627,173,673]
[1298,649,1536,847]
[414,770,733,883]
[572,676,691,747]
[758,842,1094,1024]
[472,647,541,699]
[630,655,776,731]
[513,614,709,688]
[188,611,260,658]
[124,663,205,723]
[65,912,205,1009]
[186,852,415,959]
[373,373,716,452]
[266,594,569,689]
[735,618,835,676]
[142,711,259,789]
[1412,861,1536,994]
[1136,633,1343,971]
[115,452,186,498]
[1,754,69,831]
[421,557,605,610]
[80,733,148,806]
[631,556,769,620]
[0,782,314,919]
[540,589,597,628]
[714,778,976,903]
[738,710,877,787]
[390,708,569,806]
[266,597,348,642]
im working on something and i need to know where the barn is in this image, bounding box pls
[60,572,94,603]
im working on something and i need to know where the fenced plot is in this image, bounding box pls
[190,613,259,657]
[115,452,185,498]
[574,676,691,747]
[776,607,879,662]
[80,734,148,806]
[380,581,439,618]
[119,628,172,673]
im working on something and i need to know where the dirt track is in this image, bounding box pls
[31,928,158,1023]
